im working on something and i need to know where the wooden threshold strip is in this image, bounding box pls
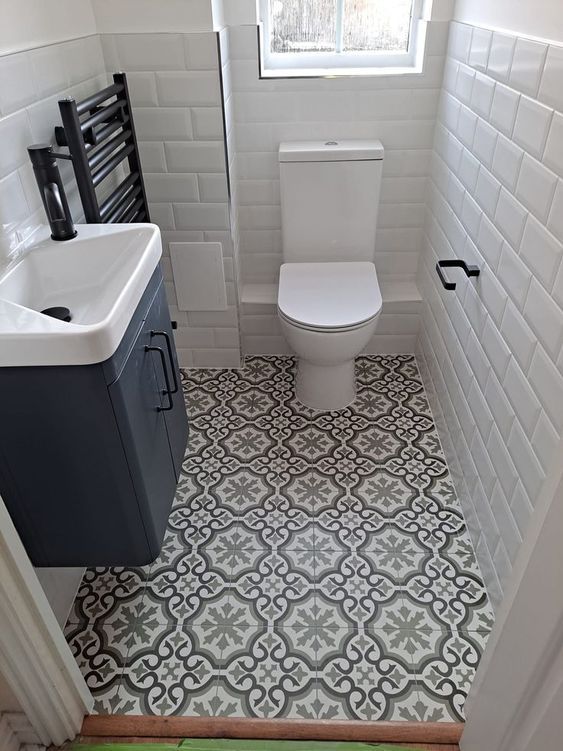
[80,716,463,745]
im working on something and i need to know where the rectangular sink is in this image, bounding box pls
[0,223,162,367]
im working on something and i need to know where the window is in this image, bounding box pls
[258,0,425,76]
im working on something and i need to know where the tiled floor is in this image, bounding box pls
[65,355,493,721]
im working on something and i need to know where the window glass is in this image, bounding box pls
[270,0,337,53]
[342,0,413,53]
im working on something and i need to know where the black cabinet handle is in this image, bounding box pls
[151,330,179,394]
[145,345,173,411]
[436,259,480,290]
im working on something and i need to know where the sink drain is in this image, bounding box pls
[40,306,72,322]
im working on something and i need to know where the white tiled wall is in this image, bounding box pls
[418,21,563,609]
[0,36,106,265]
[101,32,240,368]
[227,14,450,354]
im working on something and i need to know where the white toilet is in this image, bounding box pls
[277,140,384,411]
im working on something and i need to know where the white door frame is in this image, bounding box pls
[461,437,563,750]
[0,498,92,747]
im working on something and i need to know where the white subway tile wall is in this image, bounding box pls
[102,32,240,368]
[227,19,449,354]
[418,21,563,609]
[0,36,106,264]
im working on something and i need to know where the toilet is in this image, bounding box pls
[277,140,384,411]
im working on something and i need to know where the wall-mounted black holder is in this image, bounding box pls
[436,259,480,290]
[55,72,150,225]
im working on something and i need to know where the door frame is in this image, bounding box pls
[1,444,563,749]
[461,437,563,750]
[0,497,92,747]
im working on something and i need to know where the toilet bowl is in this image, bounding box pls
[278,261,382,410]
[277,139,385,411]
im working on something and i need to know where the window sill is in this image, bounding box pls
[259,64,424,79]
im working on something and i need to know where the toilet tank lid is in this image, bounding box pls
[279,140,384,163]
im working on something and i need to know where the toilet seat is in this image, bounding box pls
[278,261,382,331]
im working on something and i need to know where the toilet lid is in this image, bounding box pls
[278,262,382,330]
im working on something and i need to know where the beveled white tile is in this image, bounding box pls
[184,33,220,71]
[523,278,563,360]
[468,28,492,72]
[470,73,495,118]
[456,105,478,147]
[487,33,516,82]
[497,242,532,310]
[547,180,563,243]
[499,301,536,371]
[532,411,559,473]
[519,215,563,289]
[487,425,518,499]
[472,119,497,168]
[512,95,553,159]
[474,167,501,218]
[490,83,520,137]
[515,154,558,222]
[477,214,504,270]
[491,134,523,191]
[112,33,186,70]
[485,370,515,439]
[156,71,221,107]
[538,44,563,112]
[449,22,473,63]
[507,422,546,500]
[134,107,192,141]
[544,113,563,177]
[494,189,528,249]
[502,357,541,434]
[455,65,475,104]
[0,52,36,116]
[509,38,548,97]
[191,107,224,140]
[529,346,563,432]
[458,148,480,191]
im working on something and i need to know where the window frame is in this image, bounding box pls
[258,0,426,77]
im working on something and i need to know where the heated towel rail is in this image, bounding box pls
[55,72,150,224]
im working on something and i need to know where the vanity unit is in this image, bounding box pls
[0,224,188,567]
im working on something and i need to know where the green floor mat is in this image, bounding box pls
[68,741,426,751]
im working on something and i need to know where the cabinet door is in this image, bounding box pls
[108,315,177,562]
[145,283,189,479]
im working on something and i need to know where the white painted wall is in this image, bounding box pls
[0,0,96,54]
[454,0,563,44]
[91,0,214,33]
[0,674,21,713]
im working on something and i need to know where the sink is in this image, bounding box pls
[0,223,162,367]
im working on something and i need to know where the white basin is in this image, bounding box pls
[0,223,162,367]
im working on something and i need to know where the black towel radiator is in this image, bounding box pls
[55,72,150,224]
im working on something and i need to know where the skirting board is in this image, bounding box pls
[81,715,463,745]
[0,712,44,751]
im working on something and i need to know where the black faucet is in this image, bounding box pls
[28,144,77,241]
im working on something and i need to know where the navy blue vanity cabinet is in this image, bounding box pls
[0,267,188,567]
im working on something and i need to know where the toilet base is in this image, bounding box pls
[296,358,356,411]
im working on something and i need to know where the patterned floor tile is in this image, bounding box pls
[64,620,130,709]
[65,355,492,719]
[217,626,317,719]
[413,630,487,721]
[68,566,148,624]
[315,628,418,721]
[119,624,222,716]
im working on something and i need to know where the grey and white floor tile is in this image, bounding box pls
[66,355,492,720]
